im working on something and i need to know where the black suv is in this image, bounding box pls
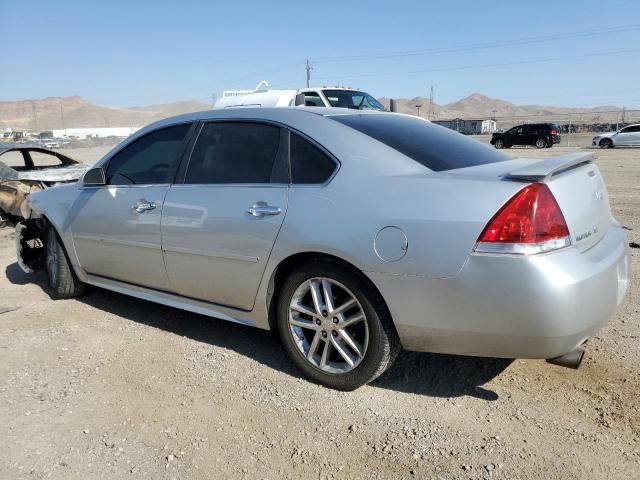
[490,123,561,149]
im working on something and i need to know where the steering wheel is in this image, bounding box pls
[150,163,170,174]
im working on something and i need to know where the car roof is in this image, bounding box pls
[0,147,78,165]
[96,107,428,178]
[136,107,389,136]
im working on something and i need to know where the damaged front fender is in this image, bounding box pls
[0,180,43,221]
[16,217,48,273]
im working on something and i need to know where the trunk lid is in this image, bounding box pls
[449,152,612,252]
[543,161,611,252]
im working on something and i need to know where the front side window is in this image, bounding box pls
[508,126,523,135]
[322,90,385,111]
[621,125,640,133]
[0,151,25,168]
[290,133,336,184]
[185,122,281,184]
[106,124,190,185]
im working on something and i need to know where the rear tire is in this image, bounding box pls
[46,227,85,300]
[535,138,547,148]
[599,138,613,149]
[277,259,400,390]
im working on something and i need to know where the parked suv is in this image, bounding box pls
[491,123,561,149]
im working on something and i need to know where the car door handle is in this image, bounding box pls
[134,202,157,213]
[247,203,281,217]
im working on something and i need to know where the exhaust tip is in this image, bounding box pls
[546,347,585,370]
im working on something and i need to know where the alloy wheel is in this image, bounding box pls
[288,277,369,374]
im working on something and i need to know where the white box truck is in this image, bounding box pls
[214,81,385,111]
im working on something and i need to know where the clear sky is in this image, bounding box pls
[2,0,639,108]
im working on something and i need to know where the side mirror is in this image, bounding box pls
[83,167,106,186]
[294,93,306,106]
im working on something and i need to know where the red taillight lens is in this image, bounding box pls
[475,183,570,254]
[550,129,558,135]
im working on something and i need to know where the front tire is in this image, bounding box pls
[277,260,400,390]
[494,138,505,149]
[535,138,547,148]
[599,138,614,149]
[46,228,85,299]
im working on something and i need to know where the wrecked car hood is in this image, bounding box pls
[16,164,90,182]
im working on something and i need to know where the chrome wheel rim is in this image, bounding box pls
[536,139,545,148]
[46,234,58,287]
[288,278,368,374]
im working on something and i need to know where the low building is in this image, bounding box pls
[51,127,140,140]
[432,118,497,135]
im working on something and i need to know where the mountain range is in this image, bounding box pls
[0,94,628,131]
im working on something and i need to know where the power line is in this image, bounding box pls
[312,24,640,64]
[434,89,640,100]
[314,48,640,81]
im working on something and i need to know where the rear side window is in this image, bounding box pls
[290,133,336,184]
[29,151,62,167]
[330,114,509,172]
[106,124,190,185]
[185,122,280,184]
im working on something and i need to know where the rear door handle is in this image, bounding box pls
[247,202,281,217]
[134,202,157,213]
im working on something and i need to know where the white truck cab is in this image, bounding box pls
[214,81,385,111]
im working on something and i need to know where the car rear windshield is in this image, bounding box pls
[329,113,509,172]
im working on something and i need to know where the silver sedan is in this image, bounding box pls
[16,108,630,390]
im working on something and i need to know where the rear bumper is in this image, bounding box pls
[368,223,629,359]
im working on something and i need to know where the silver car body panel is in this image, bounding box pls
[22,107,630,360]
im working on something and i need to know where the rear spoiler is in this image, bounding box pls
[505,152,594,182]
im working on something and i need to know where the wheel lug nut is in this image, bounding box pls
[332,331,338,337]
[315,319,321,325]
[322,331,327,338]
[332,317,338,324]
[322,310,328,317]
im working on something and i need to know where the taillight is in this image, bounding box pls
[474,183,571,255]
[550,129,558,135]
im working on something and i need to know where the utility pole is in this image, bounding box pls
[59,103,66,134]
[31,101,38,131]
[415,104,422,117]
[305,59,313,88]
[428,86,434,120]
[211,93,217,109]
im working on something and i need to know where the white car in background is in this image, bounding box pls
[593,124,640,148]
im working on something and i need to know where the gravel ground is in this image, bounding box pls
[0,144,638,479]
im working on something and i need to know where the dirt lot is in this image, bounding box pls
[1,144,638,479]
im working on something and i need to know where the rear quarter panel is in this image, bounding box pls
[272,165,527,279]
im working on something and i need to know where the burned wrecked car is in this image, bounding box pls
[0,147,89,225]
